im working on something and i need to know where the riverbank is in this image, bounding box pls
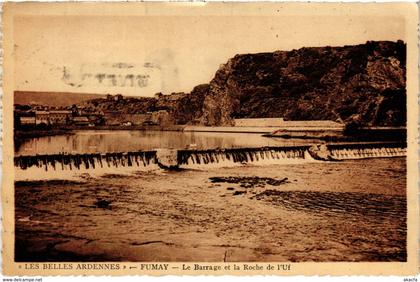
[183,126,276,134]
[15,158,406,262]
[67,125,186,131]
[14,125,407,146]
[14,125,186,138]
[13,125,185,149]
[14,129,75,152]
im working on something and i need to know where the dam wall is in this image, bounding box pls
[14,142,406,172]
[183,126,275,134]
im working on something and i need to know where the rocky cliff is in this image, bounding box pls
[73,41,406,127]
[199,40,406,126]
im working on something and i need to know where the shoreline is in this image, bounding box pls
[14,125,407,143]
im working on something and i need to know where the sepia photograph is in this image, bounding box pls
[2,2,419,276]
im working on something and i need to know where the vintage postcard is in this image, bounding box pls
[2,2,419,276]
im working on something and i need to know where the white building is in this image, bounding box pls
[234,118,285,127]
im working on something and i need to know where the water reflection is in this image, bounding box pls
[16,130,318,156]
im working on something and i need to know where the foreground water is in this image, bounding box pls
[15,157,406,262]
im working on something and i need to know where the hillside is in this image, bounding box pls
[78,85,210,125]
[14,91,106,107]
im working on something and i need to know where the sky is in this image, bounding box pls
[13,7,406,97]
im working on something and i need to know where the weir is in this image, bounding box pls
[14,151,158,171]
[325,142,406,160]
[14,142,406,171]
[177,146,308,167]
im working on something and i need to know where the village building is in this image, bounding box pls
[73,116,90,126]
[35,111,50,125]
[34,110,72,125]
[49,110,72,124]
[20,116,36,125]
[234,118,285,127]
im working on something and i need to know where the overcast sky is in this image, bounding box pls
[14,6,405,97]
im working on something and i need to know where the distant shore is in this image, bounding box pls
[14,125,185,140]
[14,124,407,144]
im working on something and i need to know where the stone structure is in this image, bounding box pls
[35,111,50,125]
[34,110,72,125]
[49,110,72,124]
[73,116,90,126]
[155,149,178,169]
[20,116,36,125]
[234,118,285,127]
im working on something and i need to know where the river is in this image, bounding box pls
[13,130,407,262]
[15,130,319,156]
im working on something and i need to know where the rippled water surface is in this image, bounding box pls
[15,157,406,262]
[15,130,319,156]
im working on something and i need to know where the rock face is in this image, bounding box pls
[199,40,406,126]
[178,84,210,124]
[76,41,406,127]
[162,84,209,125]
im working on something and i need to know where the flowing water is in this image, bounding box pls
[14,130,407,262]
